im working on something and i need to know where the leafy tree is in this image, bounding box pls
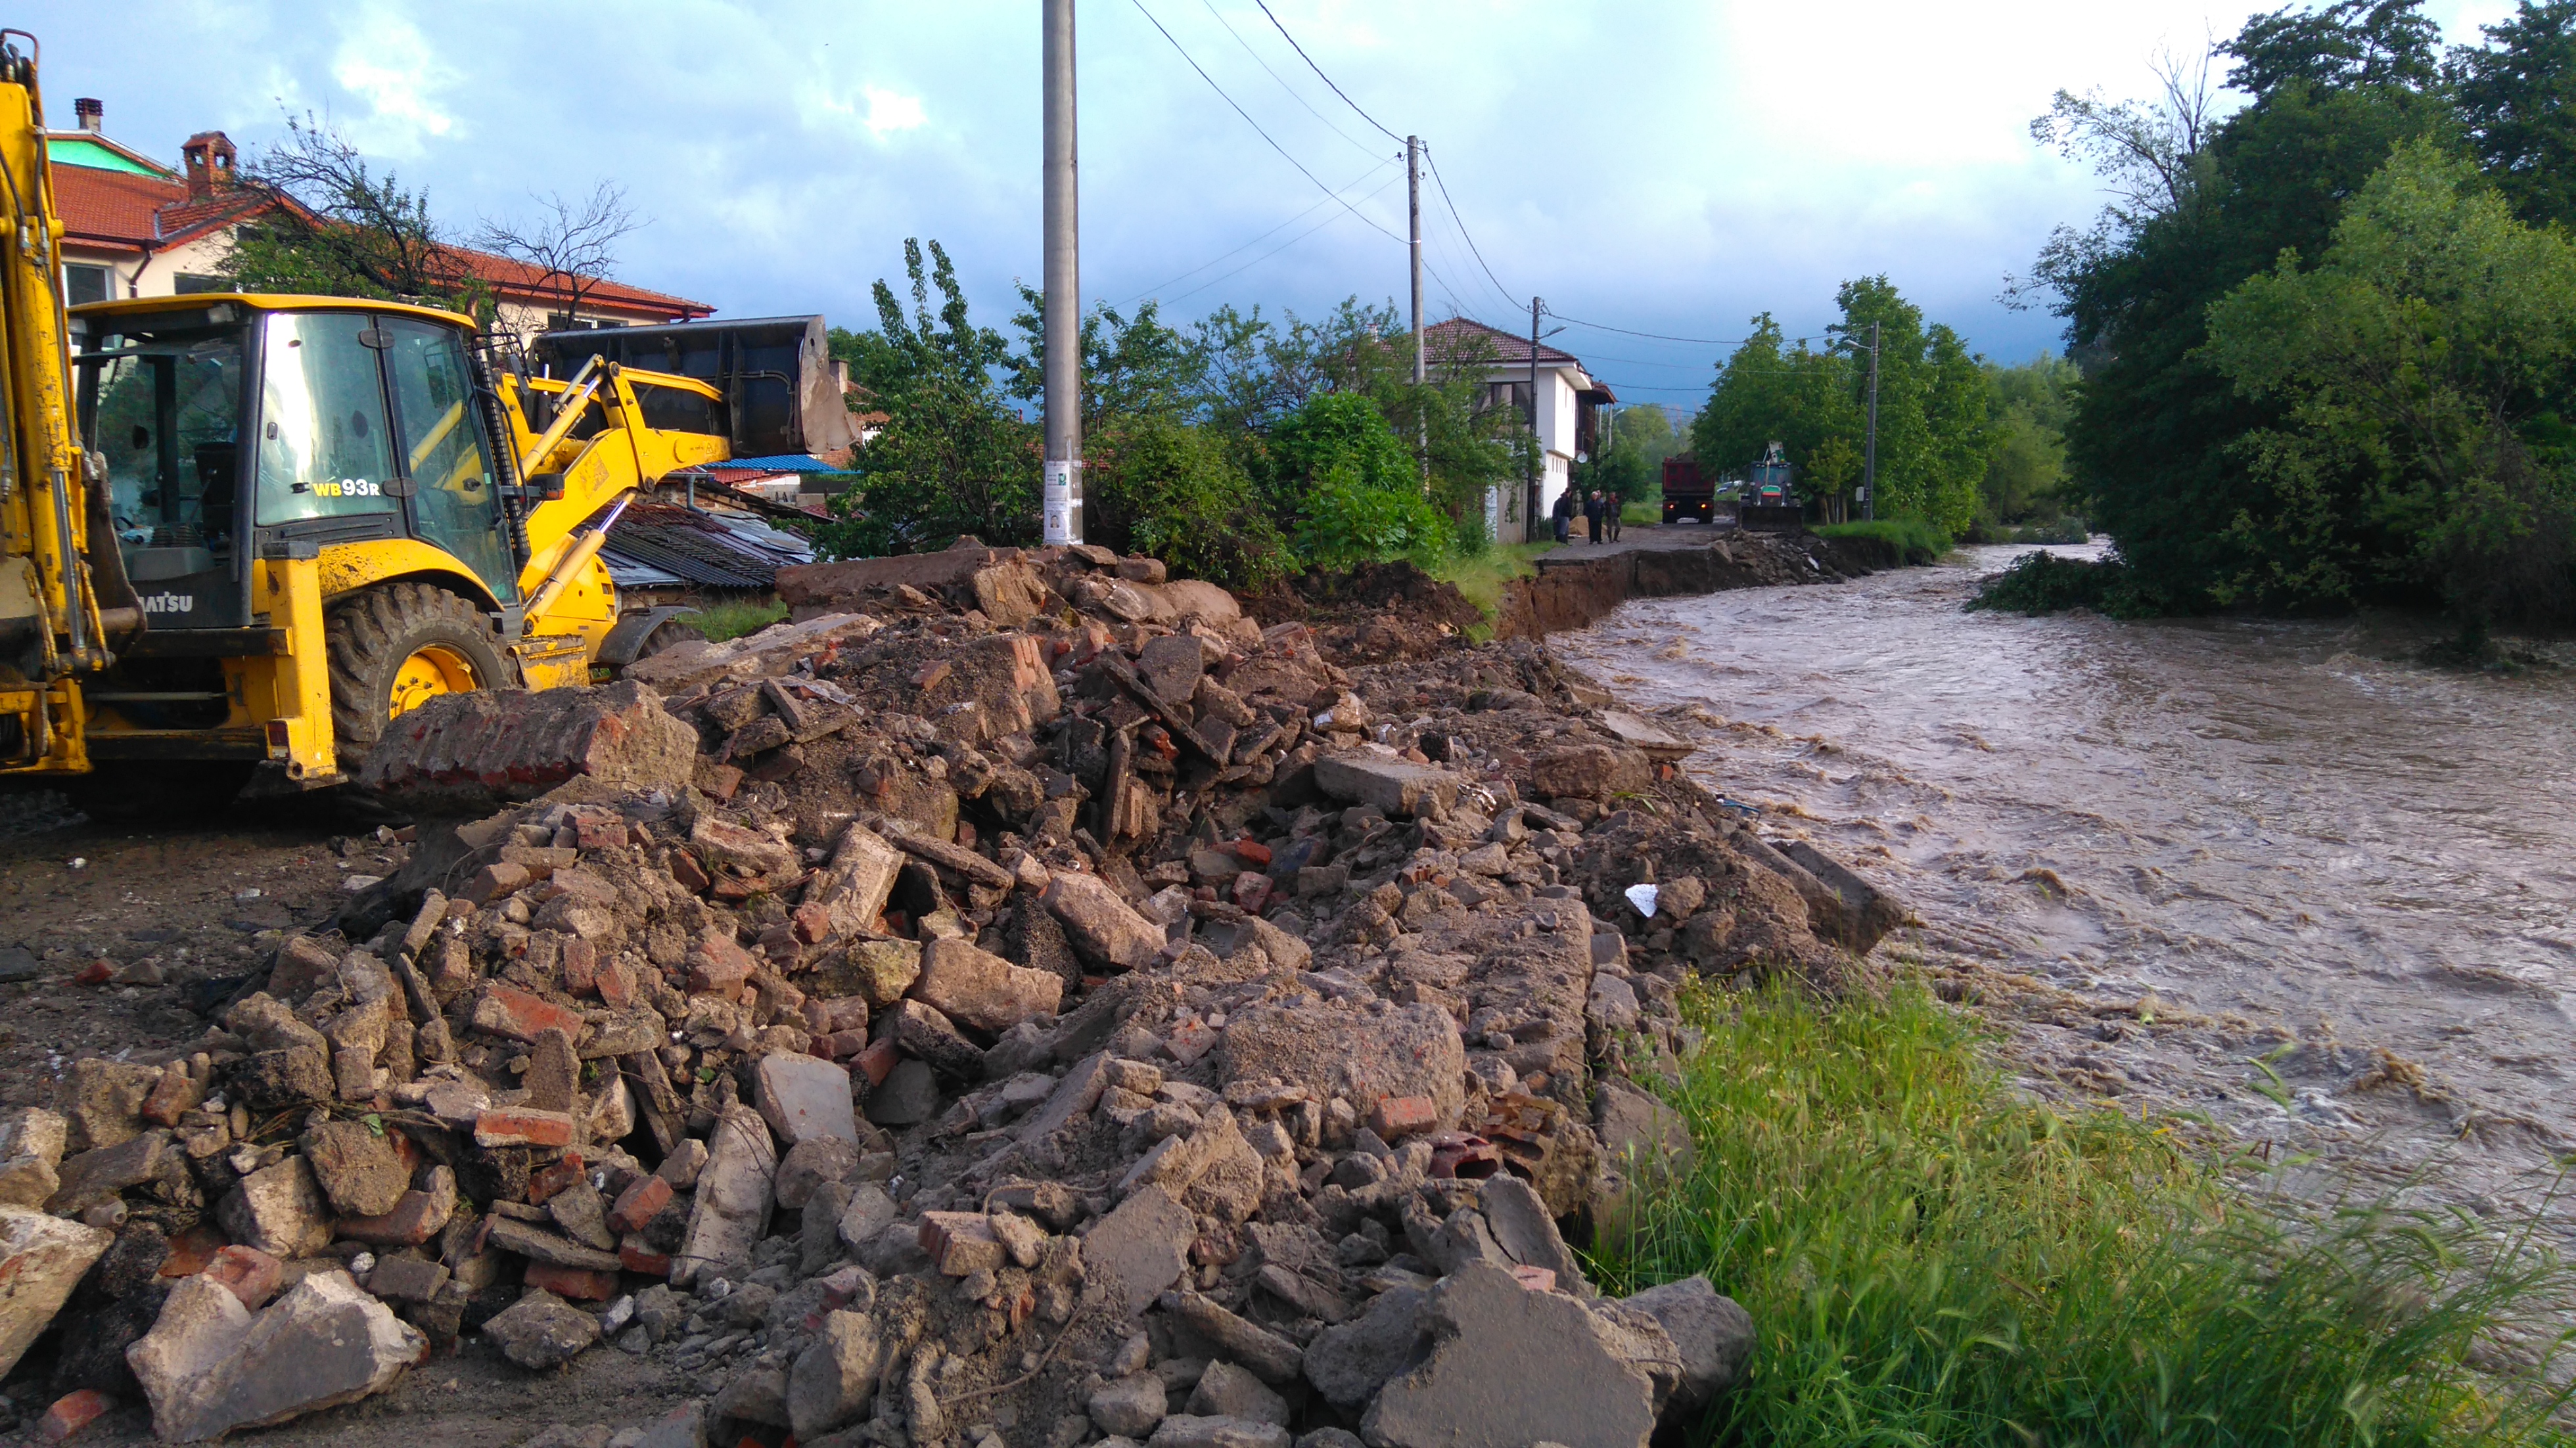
[2203,140,2576,622]
[2448,0,2576,227]
[220,112,486,313]
[1979,354,2080,528]
[816,239,1036,557]
[1692,316,1862,493]
[2035,1,2456,611]
[1273,392,1452,569]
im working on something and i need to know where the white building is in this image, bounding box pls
[1426,317,1617,543]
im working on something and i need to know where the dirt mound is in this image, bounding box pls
[1239,562,1485,664]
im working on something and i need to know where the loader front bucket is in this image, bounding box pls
[534,314,856,459]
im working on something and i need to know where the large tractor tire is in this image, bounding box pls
[630,616,707,662]
[326,582,511,772]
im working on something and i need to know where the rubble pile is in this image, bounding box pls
[0,539,1906,1447]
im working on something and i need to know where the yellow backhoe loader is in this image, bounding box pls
[0,33,850,803]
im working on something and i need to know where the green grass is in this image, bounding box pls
[1816,516,1956,564]
[1623,499,1662,526]
[686,597,789,643]
[1432,541,1557,634]
[1589,981,2576,1447]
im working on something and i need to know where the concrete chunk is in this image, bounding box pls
[754,1052,860,1148]
[216,1158,331,1258]
[909,937,1065,1033]
[129,1272,425,1442]
[1311,755,1461,818]
[676,1106,775,1287]
[1361,1261,1661,1448]
[1219,1001,1465,1134]
[1042,871,1164,970]
[482,1288,601,1370]
[0,1206,112,1380]
[787,1309,881,1438]
[1083,1185,1193,1311]
[357,681,699,813]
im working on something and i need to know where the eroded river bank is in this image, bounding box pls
[1558,543,2576,1210]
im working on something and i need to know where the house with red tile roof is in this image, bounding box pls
[53,98,711,339]
[1426,317,1617,543]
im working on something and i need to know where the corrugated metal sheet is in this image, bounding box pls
[601,503,814,592]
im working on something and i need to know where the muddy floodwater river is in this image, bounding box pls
[1557,543,2576,1207]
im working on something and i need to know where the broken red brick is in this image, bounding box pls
[561,938,599,996]
[203,1244,284,1310]
[1368,1095,1439,1140]
[669,849,712,892]
[618,1235,673,1277]
[790,900,835,945]
[72,960,110,987]
[917,1211,1004,1277]
[527,1154,586,1206]
[852,1039,900,1089]
[608,1174,672,1234]
[816,1029,868,1061]
[474,1108,576,1149]
[687,933,758,999]
[522,1262,618,1301]
[1230,872,1274,914]
[1228,838,1274,867]
[139,1064,202,1126]
[472,983,586,1043]
[572,812,630,851]
[596,959,637,1010]
[465,861,534,905]
[1509,1264,1559,1292]
[39,1389,111,1442]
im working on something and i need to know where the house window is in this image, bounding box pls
[173,273,230,294]
[64,263,109,305]
[1481,380,1530,415]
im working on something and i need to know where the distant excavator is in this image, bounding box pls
[0,30,852,802]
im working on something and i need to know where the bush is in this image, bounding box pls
[1967,549,2162,616]
[1815,516,1953,563]
[1084,415,1293,590]
[1589,981,2576,1445]
[1293,463,1452,572]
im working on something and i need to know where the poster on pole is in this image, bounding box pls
[1044,459,1081,545]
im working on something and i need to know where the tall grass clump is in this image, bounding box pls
[1589,982,2576,1447]
[1816,516,1954,564]
[686,597,789,643]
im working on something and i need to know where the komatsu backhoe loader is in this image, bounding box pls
[0,32,851,801]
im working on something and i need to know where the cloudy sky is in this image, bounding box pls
[33,0,2522,405]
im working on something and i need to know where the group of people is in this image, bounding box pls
[1550,487,1624,545]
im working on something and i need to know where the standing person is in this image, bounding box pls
[1605,491,1624,543]
[1551,487,1574,544]
[1584,489,1606,544]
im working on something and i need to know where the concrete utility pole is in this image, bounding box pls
[1042,0,1082,545]
[1861,319,1880,522]
[1408,136,1425,484]
[1407,138,1424,386]
[1526,296,1543,543]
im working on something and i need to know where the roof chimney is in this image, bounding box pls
[72,97,101,134]
[179,131,236,204]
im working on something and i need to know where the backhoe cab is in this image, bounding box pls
[41,294,821,790]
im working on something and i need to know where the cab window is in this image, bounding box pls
[255,312,398,526]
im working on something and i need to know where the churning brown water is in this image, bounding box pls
[1558,543,2576,1201]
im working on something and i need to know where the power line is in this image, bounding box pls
[1253,0,1404,143]
[1543,310,1772,346]
[1421,143,1517,311]
[1130,0,1406,246]
[1159,168,1410,306]
[1123,156,1396,305]
[1195,0,1381,159]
